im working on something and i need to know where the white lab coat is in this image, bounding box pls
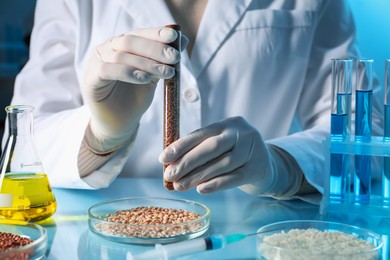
[9,0,383,192]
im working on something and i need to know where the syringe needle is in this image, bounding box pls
[128,228,284,260]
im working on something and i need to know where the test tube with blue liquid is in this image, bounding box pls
[383,59,390,204]
[354,59,373,204]
[330,59,352,203]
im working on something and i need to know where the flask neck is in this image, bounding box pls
[1,105,44,174]
[6,105,34,136]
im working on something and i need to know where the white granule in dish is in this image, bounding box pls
[258,228,378,260]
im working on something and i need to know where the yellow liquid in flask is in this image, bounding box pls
[0,173,57,222]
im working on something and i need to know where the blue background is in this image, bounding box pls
[348,0,390,86]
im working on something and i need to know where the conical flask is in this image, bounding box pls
[0,105,56,222]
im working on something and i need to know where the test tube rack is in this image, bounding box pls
[320,136,390,216]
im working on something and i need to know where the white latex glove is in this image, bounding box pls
[83,27,186,152]
[159,117,281,194]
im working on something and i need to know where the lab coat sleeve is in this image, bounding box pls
[267,0,383,193]
[9,0,131,189]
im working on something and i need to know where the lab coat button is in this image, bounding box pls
[183,88,199,102]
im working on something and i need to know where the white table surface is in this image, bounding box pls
[41,178,390,259]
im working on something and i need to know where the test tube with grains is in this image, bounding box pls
[163,24,181,190]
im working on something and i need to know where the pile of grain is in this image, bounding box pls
[95,206,202,238]
[258,228,378,260]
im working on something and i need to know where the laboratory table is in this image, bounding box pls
[41,178,389,259]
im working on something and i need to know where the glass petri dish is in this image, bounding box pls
[256,220,383,260]
[88,197,210,244]
[0,221,47,259]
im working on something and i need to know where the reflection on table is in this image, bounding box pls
[38,178,390,259]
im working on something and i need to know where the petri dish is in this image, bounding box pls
[256,220,383,260]
[0,221,47,259]
[88,197,210,244]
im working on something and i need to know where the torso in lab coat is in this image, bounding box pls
[12,0,380,191]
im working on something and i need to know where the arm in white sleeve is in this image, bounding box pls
[268,0,383,193]
[239,144,317,200]
[10,0,132,189]
[78,122,139,178]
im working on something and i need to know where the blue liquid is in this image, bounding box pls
[354,90,372,204]
[330,113,349,202]
[355,90,372,140]
[354,155,371,204]
[331,113,348,139]
[330,153,349,202]
[336,93,352,134]
[383,104,390,204]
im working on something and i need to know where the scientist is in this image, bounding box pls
[7,0,383,200]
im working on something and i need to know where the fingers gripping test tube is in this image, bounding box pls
[163,24,181,190]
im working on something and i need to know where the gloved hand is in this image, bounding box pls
[83,27,186,152]
[159,116,280,194]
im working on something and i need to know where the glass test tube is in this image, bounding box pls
[163,24,181,191]
[330,59,353,203]
[383,59,390,204]
[354,59,373,204]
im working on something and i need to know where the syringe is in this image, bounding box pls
[127,232,259,260]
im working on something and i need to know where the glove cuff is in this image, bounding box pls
[78,140,114,178]
[84,121,139,154]
[264,144,304,198]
